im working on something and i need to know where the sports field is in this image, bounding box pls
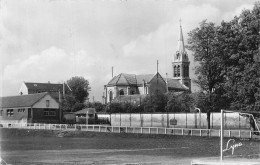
[0,129,259,164]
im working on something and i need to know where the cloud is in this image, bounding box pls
[1,47,110,99]
[0,0,257,100]
[222,4,254,21]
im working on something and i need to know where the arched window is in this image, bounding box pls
[184,66,187,77]
[119,90,124,95]
[177,65,180,77]
[187,66,189,77]
[174,66,177,77]
[109,91,113,102]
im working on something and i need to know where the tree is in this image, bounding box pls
[67,76,91,103]
[187,20,226,129]
[187,2,260,122]
[218,3,260,111]
[60,94,86,112]
[166,92,194,113]
[60,94,76,112]
[142,91,168,112]
[86,102,106,112]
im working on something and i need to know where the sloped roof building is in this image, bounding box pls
[19,82,72,101]
[0,92,60,124]
[104,72,188,103]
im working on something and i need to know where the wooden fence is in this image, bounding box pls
[1,123,259,139]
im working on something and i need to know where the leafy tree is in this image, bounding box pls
[187,20,225,128]
[60,94,86,112]
[86,102,106,112]
[166,92,194,113]
[67,76,91,103]
[142,91,168,112]
[60,94,77,112]
[106,102,124,113]
[218,3,260,111]
[187,2,260,123]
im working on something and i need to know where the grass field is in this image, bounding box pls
[0,128,259,164]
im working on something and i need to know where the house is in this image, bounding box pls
[104,23,190,103]
[19,82,72,101]
[0,92,60,124]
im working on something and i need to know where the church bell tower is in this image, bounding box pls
[172,21,191,91]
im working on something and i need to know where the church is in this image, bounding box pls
[104,24,191,104]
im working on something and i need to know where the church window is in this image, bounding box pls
[187,66,189,77]
[109,91,113,102]
[174,66,177,77]
[184,66,189,77]
[184,66,186,77]
[119,90,124,95]
[176,52,180,59]
[177,65,180,77]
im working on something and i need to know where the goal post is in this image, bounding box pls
[220,109,260,161]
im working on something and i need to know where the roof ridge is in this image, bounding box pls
[0,92,48,98]
[25,82,63,85]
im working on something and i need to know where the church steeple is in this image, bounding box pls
[172,20,191,91]
[174,20,189,62]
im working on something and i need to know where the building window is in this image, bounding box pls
[174,66,177,77]
[49,110,56,116]
[7,109,14,117]
[119,90,124,95]
[177,65,180,77]
[44,109,56,116]
[183,66,189,77]
[109,91,113,103]
[46,100,50,107]
[0,110,3,116]
[18,108,25,113]
[187,66,189,77]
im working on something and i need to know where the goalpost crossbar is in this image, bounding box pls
[220,109,260,161]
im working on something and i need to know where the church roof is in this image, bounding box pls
[165,78,189,91]
[107,73,156,86]
[136,74,154,84]
[107,73,137,86]
[0,92,50,108]
[107,73,188,91]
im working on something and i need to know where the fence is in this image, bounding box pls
[97,112,251,129]
[0,123,258,139]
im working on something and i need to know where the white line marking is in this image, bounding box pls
[86,147,190,154]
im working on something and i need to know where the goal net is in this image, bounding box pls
[220,110,260,161]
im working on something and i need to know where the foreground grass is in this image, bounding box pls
[0,128,259,164]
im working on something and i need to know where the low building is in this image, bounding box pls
[0,92,60,124]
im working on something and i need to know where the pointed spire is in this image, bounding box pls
[177,18,185,55]
[173,19,189,62]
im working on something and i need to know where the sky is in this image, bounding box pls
[0,0,257,102]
